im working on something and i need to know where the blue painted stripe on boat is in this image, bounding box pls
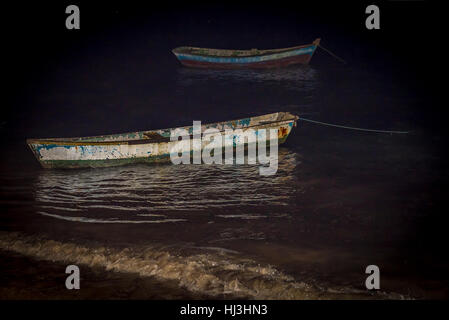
[175,46,316,64]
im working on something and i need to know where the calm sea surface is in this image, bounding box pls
[0,49,447,299]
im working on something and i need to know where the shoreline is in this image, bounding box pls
[0,232,420,300]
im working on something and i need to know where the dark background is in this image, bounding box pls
[2,0,445,141]
[1,0,448,300]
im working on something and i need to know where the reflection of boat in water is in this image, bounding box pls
[176,64,317,87]
[27,112,298,169]
[172,39,320,69]
[33,149,299,223]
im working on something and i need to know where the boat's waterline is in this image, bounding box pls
[27,112,298,169]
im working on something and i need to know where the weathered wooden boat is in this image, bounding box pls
[172,39,320,69]
[27,112,298,169]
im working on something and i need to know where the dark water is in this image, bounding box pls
[1,31,448,298]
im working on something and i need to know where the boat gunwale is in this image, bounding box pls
[27,113,298,147]
[172,39,320,58]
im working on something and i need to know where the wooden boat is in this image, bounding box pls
[172,39,320,69]
[27,112,298,169]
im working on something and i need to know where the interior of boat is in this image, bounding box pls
[27,112,298,145]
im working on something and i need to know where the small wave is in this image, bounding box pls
[39,205,83,212]
[37,212,187,224]
[186,246,240,254]
[209,228,267,242]
[216,214,267,220]
[0,232,409,299]
[136,214,167,217]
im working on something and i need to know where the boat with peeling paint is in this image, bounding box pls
[27,112,298,169]
[172,39,320,69]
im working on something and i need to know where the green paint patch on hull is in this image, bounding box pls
[40,155,171,169]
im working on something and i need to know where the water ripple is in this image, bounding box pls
[33,149,300,223]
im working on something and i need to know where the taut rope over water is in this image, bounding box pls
[317,44,347,64]
[298,117,410,134]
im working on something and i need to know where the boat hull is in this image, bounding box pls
[177,52,314,69]
[27,112,297,169]
[173,40,320,69]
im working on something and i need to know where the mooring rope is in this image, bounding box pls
[299,117,409,134]
[317,44,347,64]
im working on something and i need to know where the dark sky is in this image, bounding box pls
[3,1,438,79]
[4,1,436,63]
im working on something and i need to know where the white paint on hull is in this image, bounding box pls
[27,112,298,165]
[32,123,293,161]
